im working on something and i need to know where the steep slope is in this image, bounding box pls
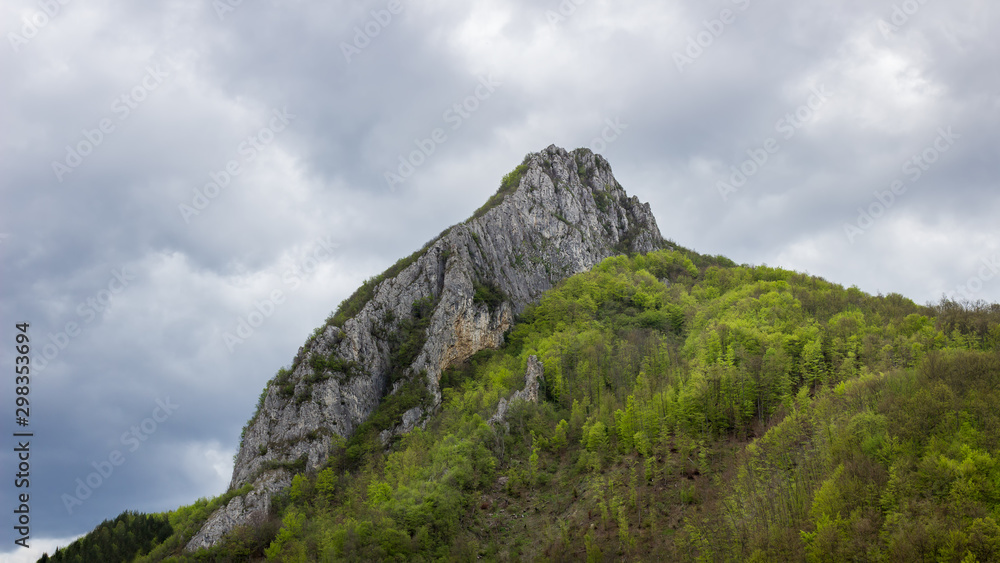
[126,251,1000,563]
[41,237,1000,562]
[186,145,665,549]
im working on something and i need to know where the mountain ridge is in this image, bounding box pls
[186,144,667,550]
[37,148,1000,561]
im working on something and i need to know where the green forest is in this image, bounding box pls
[43,246,1000,562]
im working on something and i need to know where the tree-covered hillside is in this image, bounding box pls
[43,246,1000,562]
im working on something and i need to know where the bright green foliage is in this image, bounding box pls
[801,336,827,387]
[289,474,308,503]
[264,509,305,561]
[366,480,392,508]
[551,418,569,450]
[585,421,610,454]
[701,348,1000,562]
[314,467,338,502]
[59,247,1000,562]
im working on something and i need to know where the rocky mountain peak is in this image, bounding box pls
[186,145,665,550]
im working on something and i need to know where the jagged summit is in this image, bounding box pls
[187,145,665,550]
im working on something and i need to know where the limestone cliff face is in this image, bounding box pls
[187,145,664,550]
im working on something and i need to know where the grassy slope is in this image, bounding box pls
[42,247,1000,562]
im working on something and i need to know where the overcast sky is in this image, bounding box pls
[2,0,999,560]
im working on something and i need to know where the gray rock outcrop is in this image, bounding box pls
[489,355,545,427]
[186,145,665,550]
